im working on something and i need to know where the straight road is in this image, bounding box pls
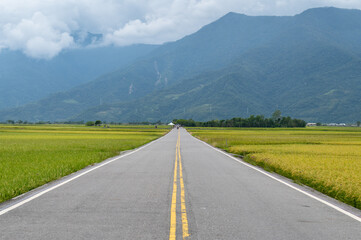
[1,128,361,239]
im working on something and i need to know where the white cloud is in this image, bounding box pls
[0,0,361,59]
[2,12,73,59]
[103,0,223,46]
[25,33,73,59]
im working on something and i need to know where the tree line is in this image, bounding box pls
[173,112,306,128]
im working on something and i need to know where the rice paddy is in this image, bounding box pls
[190,127,361,209]
[0,124,168,203]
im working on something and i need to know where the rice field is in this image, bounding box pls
[190,127,361,209]
[0,124,169,203]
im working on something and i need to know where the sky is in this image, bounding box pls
[1,0,361,59]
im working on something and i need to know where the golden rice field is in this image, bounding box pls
[190,127,361,209]
[0,124,168,203]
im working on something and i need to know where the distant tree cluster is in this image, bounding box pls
[85,120,103,126]
[173,112,306,128]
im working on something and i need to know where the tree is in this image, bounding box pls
[357,121,361,127]
[86,121,95,126]
[272,110,281,121]
[95,120,102,126]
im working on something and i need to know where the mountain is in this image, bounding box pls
[0,44,157,110]
[1,7,361,123]
[70,41,361,123]
[0,12,294,122]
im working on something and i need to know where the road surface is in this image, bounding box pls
[0,128,361,239]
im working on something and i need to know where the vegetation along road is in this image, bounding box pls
[1,128,361,239]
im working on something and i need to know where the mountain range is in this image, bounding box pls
[1,7,361,123]
[0,44,157,109]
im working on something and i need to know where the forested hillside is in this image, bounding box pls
[0,44,157,109]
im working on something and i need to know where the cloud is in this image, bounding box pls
[103,0,223,46]
[0,0,361,59]
[2,12,73,59]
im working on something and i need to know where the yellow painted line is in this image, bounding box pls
[178,131,190,239]
[169,133,179,240]
[169,130,190,240]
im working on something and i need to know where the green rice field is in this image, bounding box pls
[0,124,169,203]
[190,127,361,209]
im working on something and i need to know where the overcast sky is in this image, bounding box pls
[1,0,361,59]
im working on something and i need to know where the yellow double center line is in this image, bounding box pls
[169,130,189,240]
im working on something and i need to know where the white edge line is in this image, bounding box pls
[192,135,361,223]
[0,134,165,216]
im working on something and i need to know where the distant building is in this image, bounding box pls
[306,123,317,127]
[326,123,347,126]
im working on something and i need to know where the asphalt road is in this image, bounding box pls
[0,128,361,239]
